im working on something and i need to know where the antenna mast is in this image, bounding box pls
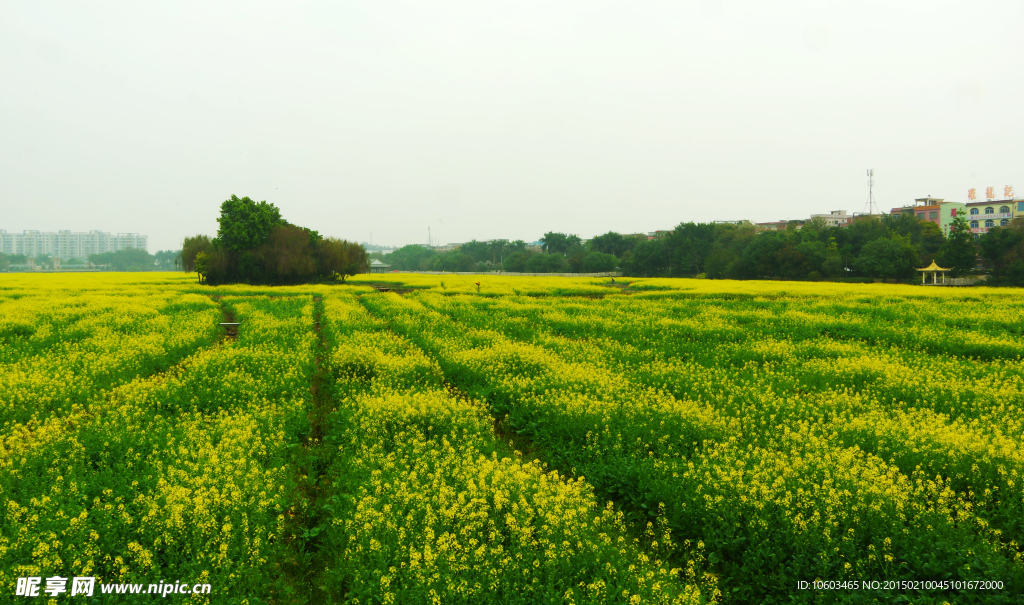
[864,169,878,215]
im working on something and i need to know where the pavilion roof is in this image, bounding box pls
[916,260,951,272]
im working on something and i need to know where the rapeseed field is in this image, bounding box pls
[2,272,1022,603]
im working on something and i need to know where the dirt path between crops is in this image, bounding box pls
[276,296,334,604]
[354,291,694,575]
[355,292,553,470]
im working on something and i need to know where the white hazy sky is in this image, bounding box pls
[2,1,1022,252]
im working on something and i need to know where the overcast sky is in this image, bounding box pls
[2,1,1022,251]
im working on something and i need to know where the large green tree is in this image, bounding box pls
[917,221,945,263]
[740,231,784,278]
[821,238,844,278]
[588,232,632,257]
[581,251,618,272]
[386,245,437,271]
[979,218,1024,285]
[459,240,491,263]
[185,195,366,284]
[936,215,977,276]
[622,239,671,277]
[540,232,579,255]
[257,224,319,282]
[834,217,888,267]
[854,234,920,279]
[667,223,717,275]
[436,252,476,272]
[487,240,509,264]
[319,238,368,282]
[181,235,214,272]
[502,251,533,272]
[525,253,568,273]
[215,195,286,252]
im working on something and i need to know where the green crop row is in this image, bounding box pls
[0,295,317,603]
[411,292,1024,549]
[1,291,222,429]
[361,291,1024,604]
[308,293,718,604]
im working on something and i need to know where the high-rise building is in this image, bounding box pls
[0,230,148,258]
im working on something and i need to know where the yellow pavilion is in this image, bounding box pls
[916,260,951,285]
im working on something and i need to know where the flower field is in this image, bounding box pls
[2,272,1023,603]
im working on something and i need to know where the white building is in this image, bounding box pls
[0,230,148,258]
[809,210,854,227]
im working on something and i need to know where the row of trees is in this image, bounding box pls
[181,195,367,284]
[89,248,166,271]
[618,214,983,280]
[375,212,1009,281]
[979,218,1024,285]
[0,249,180,271]
[381,236,618,274]
[0,253,63,270]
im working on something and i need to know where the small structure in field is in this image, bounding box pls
[916,260,951,285]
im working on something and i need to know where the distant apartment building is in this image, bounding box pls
[892,198,968,237]
[937,201,966,237]
[965,199,1021,236]
[891,197,945,227]
[0,230,148,258]
[887,195,1024,237]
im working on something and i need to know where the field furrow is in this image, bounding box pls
[305,292,718,604]
[372,288,1024,603]
[4,273,1024,604]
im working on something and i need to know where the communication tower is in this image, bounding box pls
[864,169,879,215]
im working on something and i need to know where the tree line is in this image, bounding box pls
[0,249,180,271]
[376,213,1024,284]
[379,237,618,274]
[619,213,968,280]
[180,195,367,284]
[979,218,1024,285]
